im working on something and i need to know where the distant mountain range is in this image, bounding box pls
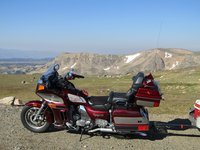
[1,48,200,75]
[0,48,58,59]
[37,48,200,75]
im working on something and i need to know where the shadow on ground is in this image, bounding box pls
[44,118,200,141]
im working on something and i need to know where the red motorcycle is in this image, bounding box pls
[21,64,163,137]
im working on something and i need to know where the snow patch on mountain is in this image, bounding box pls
[71,63,77,68]
[125,53,141,63]
[165,52,172,58]
[104,67,110,71]
[62,66,68,70]
[170,61,179,70]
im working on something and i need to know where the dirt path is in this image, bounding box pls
[0,105,200,150]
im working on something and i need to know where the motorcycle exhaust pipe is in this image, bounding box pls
[88,128,116,133]
[88,128,147,137]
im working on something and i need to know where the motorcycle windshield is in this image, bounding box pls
[43,64,59,77]
[40,64,59,83]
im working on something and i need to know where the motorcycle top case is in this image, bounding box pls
[135,87,162,107]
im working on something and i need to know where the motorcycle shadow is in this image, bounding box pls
[46,124,66,133]
[112,119,200,141]
[163,118,192,130]
[110,131,167,141]
[44,119,200,141]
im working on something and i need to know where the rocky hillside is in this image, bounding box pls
[38,48,200,75]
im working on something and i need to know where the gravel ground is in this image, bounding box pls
[0,105,200,150]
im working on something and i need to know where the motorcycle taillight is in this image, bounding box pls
[153,101,160,107]
[138,124,149,131]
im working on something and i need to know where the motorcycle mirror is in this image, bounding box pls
[54,64,60,71]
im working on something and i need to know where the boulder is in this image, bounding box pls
[13,99,24,106]
[0,96,24,106]
[0,96,15,105]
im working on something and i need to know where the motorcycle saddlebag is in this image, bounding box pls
[112,107,149,132]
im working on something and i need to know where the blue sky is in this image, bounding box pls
[0,0,200,56]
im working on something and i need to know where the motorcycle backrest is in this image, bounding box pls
[132,72,144,85]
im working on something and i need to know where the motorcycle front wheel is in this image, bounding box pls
[21,105,50,133]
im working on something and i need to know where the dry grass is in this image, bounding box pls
[1,67,200,114]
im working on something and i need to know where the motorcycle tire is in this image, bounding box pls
[21,105,50,133]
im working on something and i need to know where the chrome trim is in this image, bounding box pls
[88,128,116,133]
[33,101,47,121]
[95,119,108,128]
[79,105,90,120]
[135,132,147,136]
[76,105,91,127]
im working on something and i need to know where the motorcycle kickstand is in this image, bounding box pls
[79,128,85,142]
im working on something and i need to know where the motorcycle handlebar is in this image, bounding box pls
[65,73,85,80]
[73,74,84,79]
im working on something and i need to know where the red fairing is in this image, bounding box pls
[25,100,43,107]
[85,105,109,120]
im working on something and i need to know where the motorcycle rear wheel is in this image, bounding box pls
[21,105,50,133]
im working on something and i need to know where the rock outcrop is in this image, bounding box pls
[0,96,24,106]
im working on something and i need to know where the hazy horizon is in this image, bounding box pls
[0,0,200,57]
[0,47,143,58]
[0,47,199,59]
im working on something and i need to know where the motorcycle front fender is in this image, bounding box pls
[24,100,54,124]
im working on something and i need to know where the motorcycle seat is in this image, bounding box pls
[87,72,144,111]
[107,91,128,107]
[90,104,111,111]
[89,96,109,105]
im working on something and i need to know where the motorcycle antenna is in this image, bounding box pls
[156,21,163,48]
[154,21,163,71]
